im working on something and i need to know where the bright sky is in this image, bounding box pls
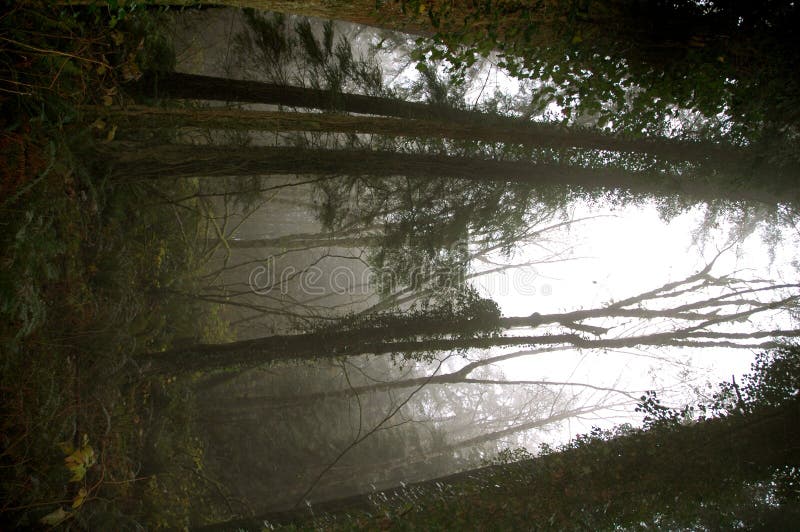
[468,201,797,440]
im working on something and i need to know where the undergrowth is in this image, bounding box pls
[1,2,230,528]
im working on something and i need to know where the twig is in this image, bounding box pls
[0,35,109,67]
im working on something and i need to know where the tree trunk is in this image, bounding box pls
[143,320,800,376]
[125,75,752,167]
[72,2,778,66]
[105,144,787,205]
[143,263,800,376]
[225,234,380,249]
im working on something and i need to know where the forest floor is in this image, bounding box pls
[0,3,230,528]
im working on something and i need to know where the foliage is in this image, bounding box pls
[133,379,232,529]
[636,343,800,428]
[62,437,97,483]
[391,0,800,247]
[400,0,800,144]
[316,174,561,292]
[332,285,501,335]
[727,343,800,410]
[235,9,386,96]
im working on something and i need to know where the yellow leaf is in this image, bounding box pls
[105,125,118,142]
[103,95,113,106]
[90,119,106,131]
[72,488,88,509]
[96,63,107,76]
[40,507,70,526]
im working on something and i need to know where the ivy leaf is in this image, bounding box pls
[64,443,95,483]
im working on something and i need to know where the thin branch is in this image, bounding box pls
[292,353,454,507]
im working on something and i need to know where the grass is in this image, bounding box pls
[0,2,233,528]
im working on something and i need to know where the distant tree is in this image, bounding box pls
[198,359,613,514]
[198,344,800,531]
[117,6,799,255]
[205,344,640,416]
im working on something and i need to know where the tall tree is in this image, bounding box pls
[143,255,800,375]
[127,74,764,168]
[105,142,794,206]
